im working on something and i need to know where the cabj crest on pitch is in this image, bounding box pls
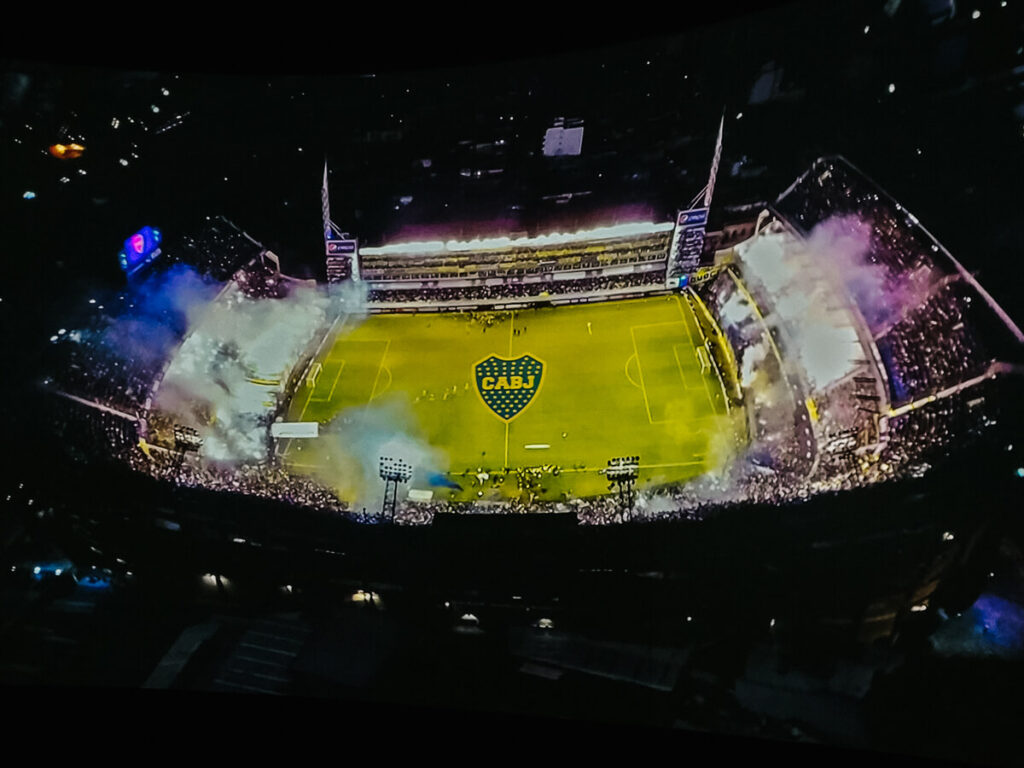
[474,355,544,421]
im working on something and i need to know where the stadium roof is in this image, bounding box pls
[359,221,674,256]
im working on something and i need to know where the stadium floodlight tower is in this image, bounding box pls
[172,425,203,471]
[606,456,640,518]
[378,456,413,521]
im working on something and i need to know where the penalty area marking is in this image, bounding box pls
[299,314,351,420]
[671,344,693,390]
[673,295,717,414]
[323,360,347,405]
[370,365,393,401]
[629,320,687,331]
[366,339,392,404]
[629,326,655,425]
[624,354,642,388]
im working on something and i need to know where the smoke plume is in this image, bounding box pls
[151,277,339,462]
[306,396,449,513]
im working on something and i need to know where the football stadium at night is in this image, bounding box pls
[41,153,1022,527]
[6,3,1024,758]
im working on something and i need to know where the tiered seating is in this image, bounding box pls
[876,281,991,404]
[367,271,663,303]
[361,231,671,283]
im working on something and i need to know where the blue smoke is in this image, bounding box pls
[99,263,222,367]
[428,472,462,490]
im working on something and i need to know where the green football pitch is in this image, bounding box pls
[281,293,745,504]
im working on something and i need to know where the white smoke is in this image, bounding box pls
[740,340,768,388]
[326,278,370,320]
[154,281,338,462]
[719,289,753,328]
[736,216,874,392]
[312,397,449,513]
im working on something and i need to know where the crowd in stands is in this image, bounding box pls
[773,156,954,331]
[42,220,266,419]
[46,397,140,466]
[45,332,165,418]
[125,448,352,515]
[876,280,991,405]
[234,259,285,299]
[49,369,996,531]
[368,271,665,304]
[173,216,265,282]
[750,155,1014,487]
[885,380,1000,470]
[361,233,671,283]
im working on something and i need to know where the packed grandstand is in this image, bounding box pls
[41,158,1023,526]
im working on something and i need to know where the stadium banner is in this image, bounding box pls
[326,239,358,283]
[326,239,357,256]
[270,422,320,439]
[326,239,357,283]
[666,207,708,286]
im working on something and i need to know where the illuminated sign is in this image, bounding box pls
[666,207,708,284]
[118,226,162,275]
[326,239,357,255]
[677,208,708,227]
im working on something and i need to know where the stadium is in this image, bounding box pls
[40,146,1024,529]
